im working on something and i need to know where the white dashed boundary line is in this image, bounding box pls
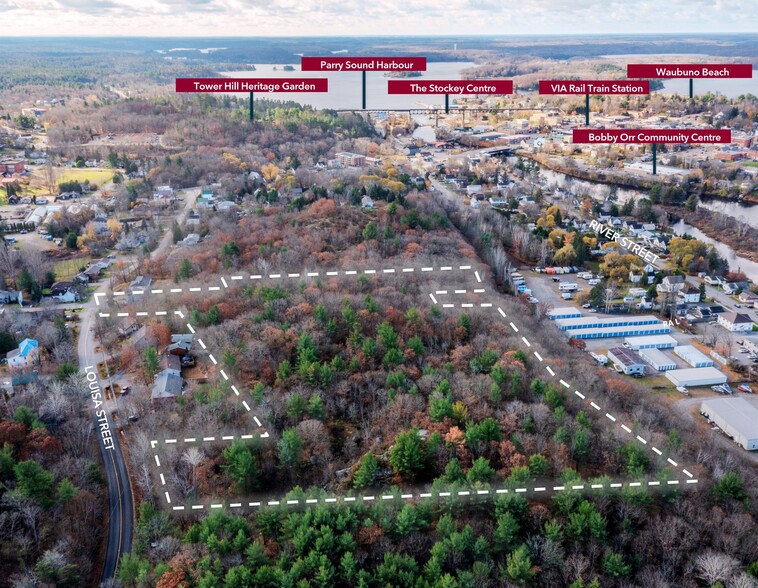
[108,261,698,511]
[96,265,475,306]
[165,477,698,512]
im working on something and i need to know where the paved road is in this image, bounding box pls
[82,185,198,583]
[78,280,133,585]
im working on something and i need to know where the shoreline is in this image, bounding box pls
[517,150,757,204]
[663,206,758,264]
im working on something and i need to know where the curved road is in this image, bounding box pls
[79,281,134,584]
[76,187,199,582]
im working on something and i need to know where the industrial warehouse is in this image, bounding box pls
[674,345,714,368]
[701,397,758,451]
[624,335,678,350]
[666,367,728,388]
[639,348,678,371]
[551,314,671,339]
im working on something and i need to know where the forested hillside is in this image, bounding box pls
[109,192,758,587]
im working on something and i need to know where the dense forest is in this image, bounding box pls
[103,193,758,587]
[0,374,106,587]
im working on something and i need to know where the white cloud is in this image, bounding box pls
[2,0,757,35]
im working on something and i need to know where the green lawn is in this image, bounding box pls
[54,257,92,281]
[26,167,114,195]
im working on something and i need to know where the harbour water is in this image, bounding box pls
[221,62,475,110]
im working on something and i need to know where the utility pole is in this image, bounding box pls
[652,143,657,175]
[362,70,367,109]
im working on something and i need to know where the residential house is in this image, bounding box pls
[7,338,39,370]
[466,185,483,198]
[677,284,701,305]
[657,275,685,295]
[166,339,192,356]
[153,185,174,200]
[160,354,182,374]
[151,369,185,407]
[644,264,657,285]
[180,233,201,246]
[217,200,238,212]
[717,312,754,332]
[118,317,139,337]
[361,196,375,209]
[738,291,758,304]
[723,282,750,295]
[49,283,80,303]
[128,275,152,302]
[629,271,643,284]
[0,290,23,305]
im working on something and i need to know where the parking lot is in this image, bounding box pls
[517,268,595,309]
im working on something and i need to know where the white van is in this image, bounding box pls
[588,279,600,286]
[559,283,578,292]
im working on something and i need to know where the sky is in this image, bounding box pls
[2,0,757,36]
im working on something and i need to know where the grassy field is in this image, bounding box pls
[54,257,92,281]
[26,167,114,195]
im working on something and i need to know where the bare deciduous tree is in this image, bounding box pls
[695,551,739,586]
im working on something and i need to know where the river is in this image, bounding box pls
[671,220,758,282]
[536,166,758,281]
[221,62,475,110]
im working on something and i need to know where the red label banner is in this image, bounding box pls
[388,79,513,94]
[301,57,426,72]
[176,78,328,93]
[627,64,753,78]
[539,80,649,94]
[573,129,731,144]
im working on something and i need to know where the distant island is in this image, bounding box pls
[384,71,422,78]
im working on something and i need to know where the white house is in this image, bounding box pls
[717,312,755,332]
[657,275,685,295]
[677,284,701,305]
[7,338,39,370]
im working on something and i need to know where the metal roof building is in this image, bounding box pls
[665,367,727,387]
[548,307,582,320]
[607,347,646,375]
[700,397,758,451]
[674,345,713,368]
[563,324,671,340]
[639,348,678,371]
[555,315,663,331]
[624,335,678,350]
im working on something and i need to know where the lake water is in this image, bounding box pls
[659,72,757,99]
[598,54,755,98]
[221,62,475,110]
